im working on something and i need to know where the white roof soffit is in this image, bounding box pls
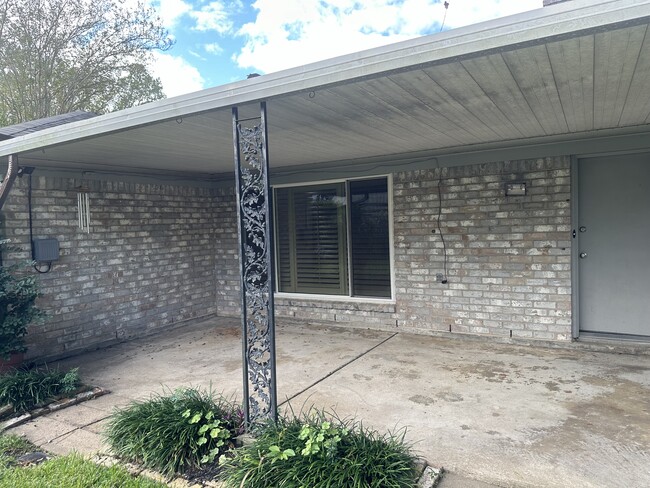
[1,0,650,178]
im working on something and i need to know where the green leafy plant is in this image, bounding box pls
[0,238,44,361]
[0,367,81,413]
[182,408,232,464]
[218,409,418,488]
[105,387,244,476]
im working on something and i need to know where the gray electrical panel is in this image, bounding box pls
[32,238,59,262]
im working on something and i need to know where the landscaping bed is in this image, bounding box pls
[0,366,108,431]
[104,387,442,487]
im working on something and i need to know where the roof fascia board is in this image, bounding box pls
[271,126,650,184]
[1,0,649,158]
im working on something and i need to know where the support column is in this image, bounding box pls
[0,155,18,211]
[232,102,277,427]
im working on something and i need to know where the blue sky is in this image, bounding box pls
[147,0,543,97]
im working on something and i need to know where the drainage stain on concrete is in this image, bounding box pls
[409,395,435,406]
[387,368,421,380]
[353,373,373,381]
[544,381,560,392]
[436,391,464,403]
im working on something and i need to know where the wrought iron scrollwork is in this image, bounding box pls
[232,103,277,427]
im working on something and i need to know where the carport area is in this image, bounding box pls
[8,318,650,488]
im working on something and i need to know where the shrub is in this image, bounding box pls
[0,453,167,488]
[0,238,44,361]
[0,367,81,413]
[219,410,419,488]
[105,387,244,476]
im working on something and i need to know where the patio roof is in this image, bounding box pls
[1,0,650,180]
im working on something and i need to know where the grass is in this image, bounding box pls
[218,409,419,488]
[0,367,81,413]
[0,433,33,468]
[0,452,167,488]
[0,433,165,488]
[105,387,244,476]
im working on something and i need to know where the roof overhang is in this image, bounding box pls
[1,0,650,181]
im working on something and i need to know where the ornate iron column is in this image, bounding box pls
[0,155,19,211]
[232,102,277,427]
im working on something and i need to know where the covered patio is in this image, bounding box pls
[9,318,650,487]
[2,1,650,484]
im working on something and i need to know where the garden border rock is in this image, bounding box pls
[0,386,109,432]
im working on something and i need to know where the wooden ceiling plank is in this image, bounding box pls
[326,81,466,147]
[400,67,500,143]
[501,46,569,135]
[594,26,646,129]
[461,53,545,139]
[547,35,595,133]
[423,62,524,140]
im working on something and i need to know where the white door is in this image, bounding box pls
[578,153,650,337]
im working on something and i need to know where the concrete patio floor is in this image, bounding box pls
[8,317,650,488]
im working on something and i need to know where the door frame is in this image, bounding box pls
[572,149,650,340]
[570,156,580,339]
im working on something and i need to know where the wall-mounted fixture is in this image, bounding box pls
[32,237,59,273]
[505,182,527,196]
[77,187,90,233]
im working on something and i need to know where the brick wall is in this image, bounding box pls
[1,174,221,360]
[213,186,240,317]
[393,157,572,340]
[0,155,573,361]
[222,156,572,341]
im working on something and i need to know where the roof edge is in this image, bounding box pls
[1,0,649,159]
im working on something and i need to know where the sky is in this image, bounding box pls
[147,0,544,98]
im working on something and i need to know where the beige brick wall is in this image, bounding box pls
[0,155,573,361]
[1,175,220,360]
[393,157,572,340]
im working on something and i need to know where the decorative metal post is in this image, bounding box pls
[0,155,19,211]
[232,102,277,427]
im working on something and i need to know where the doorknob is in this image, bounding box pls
[579,252,587,259]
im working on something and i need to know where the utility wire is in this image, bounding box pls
[440,1,450,32]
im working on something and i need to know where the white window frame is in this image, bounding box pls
[273,174,395,303]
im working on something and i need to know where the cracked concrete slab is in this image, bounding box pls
[7,317,649,488]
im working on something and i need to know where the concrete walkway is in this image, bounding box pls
[8,318,650,487]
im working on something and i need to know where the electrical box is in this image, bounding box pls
[32,238,59,262]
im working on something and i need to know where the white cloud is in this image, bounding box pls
[235,0,543,73]
[443,0,543,29]
[154,0,192,28]
[204,42,224,55]
[190,1,233,33]
[151,52,205,97]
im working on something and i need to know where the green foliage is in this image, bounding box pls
[0,0,171,124]
[181,408,232,464]
[0,239,44,360]
[218,410,418,488]
[105,388,244,476]
[0,452,167,488]
[0,367,81,413]
[0,433,33,466]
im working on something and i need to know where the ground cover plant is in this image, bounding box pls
[0,451,167,488]
[218,410,419,488]
[0,432,33,469]
[0,367,81,414]
[105,387,244,476]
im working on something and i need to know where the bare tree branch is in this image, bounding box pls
[0,0,172,124]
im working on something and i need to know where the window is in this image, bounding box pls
[274,177,391,298]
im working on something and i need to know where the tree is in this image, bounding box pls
[0,0,172,125]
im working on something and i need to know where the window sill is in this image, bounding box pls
[274,292,395,305]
